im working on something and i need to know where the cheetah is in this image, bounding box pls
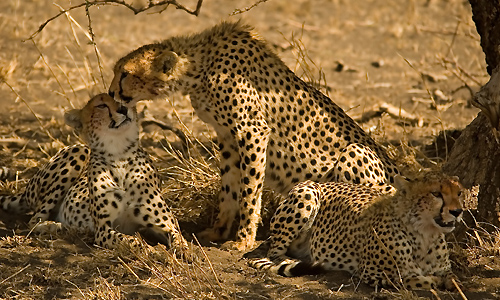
[108,21,399,250]
[249,170,464,290]
[0,144,90,229]
[1,94,187,251]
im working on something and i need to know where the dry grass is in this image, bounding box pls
[0,229,230,299]
[464,222,500,257]
[1,3,230,298]
[114,236,229,299]
[0,0,497,299]
[284,25,330,96]
[160,138,221,225]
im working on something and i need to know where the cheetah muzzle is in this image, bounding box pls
[108,106,131,129]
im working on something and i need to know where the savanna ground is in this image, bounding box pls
[0,0,499,299]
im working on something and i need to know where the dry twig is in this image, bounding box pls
[354,103,422,126]
[230,0,269,15]
[84,2,107,90]
[139,106,189,146]
[0,264,31,285]
[30,39,72,107]
[0,80,63,146]
[25,0,203,41]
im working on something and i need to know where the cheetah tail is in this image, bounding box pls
[0,194,31,214]
[248,257,324,277]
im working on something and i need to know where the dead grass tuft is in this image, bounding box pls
[284,26,330,96]
[0,56,18,84]
[108,235,229,299]
[82,276,122,300]
[465,223,500,258]
[375,289,425,300]
[159,138,221,225]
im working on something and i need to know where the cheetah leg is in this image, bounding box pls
[199,135,241,242]
[200,119,270,251]
[0,145,88,222]
[32,176,91,235]
[193,86,270,251]
[55,176,93,230]
[427,236,458,290]
[402,275,440,290]
[87,165,144,251]
[127,194,188,251]
[360,225,440,290]
[27,145,90,228]
[229,121,270,251]
[91,188,144,250]
[206,118,269,251]
[268,180,320,260]
[328,143,395,194]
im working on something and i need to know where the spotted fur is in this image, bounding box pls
[108,21,399,250]
[1,94,187,252]
[0,144,90,228]
[249,170,464,290]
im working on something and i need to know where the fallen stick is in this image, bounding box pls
[354,102,422,125]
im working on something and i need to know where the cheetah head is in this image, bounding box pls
[64,93,137,150]
[395,171,464,235]
[108,44,189,103]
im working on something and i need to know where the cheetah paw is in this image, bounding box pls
[32,221,64,235]
[197,227,225,244]
[443,274,460,290]
[220,239,255,251]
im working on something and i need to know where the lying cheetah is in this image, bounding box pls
[1,144,89,229]
[1,94,187,251]
[108,21,399,250]
[249,170,464,290]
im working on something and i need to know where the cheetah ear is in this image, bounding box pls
[393,174,410,194]
[152,51,180,81]
[64,109,83,132]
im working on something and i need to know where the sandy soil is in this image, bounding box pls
[0,0,498,299]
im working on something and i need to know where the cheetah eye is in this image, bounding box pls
[96,104,108,109]
[457,191,462,197]
[120,71,129,81]
[431,191,443,198]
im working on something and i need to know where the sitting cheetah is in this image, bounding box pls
[1,94,187,251]
[249,170,464,290]
[108,21,399,250]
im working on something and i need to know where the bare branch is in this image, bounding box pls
[30,39,73,107]
[25,0,203,41]
[84,1,107,90]
[230,0,268,16]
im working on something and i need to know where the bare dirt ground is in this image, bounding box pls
[0,0,499,299]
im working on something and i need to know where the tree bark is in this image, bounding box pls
[443,0,500,230]
[443,113,500,226]
[468,0,500,76]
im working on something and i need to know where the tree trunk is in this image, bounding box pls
[468,0,500,76]
[443,113,500,227]
[443,0,500,231]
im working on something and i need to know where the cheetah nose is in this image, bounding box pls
[108,90,115,98]
[449,209,463,218]
[117,105,128,115]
